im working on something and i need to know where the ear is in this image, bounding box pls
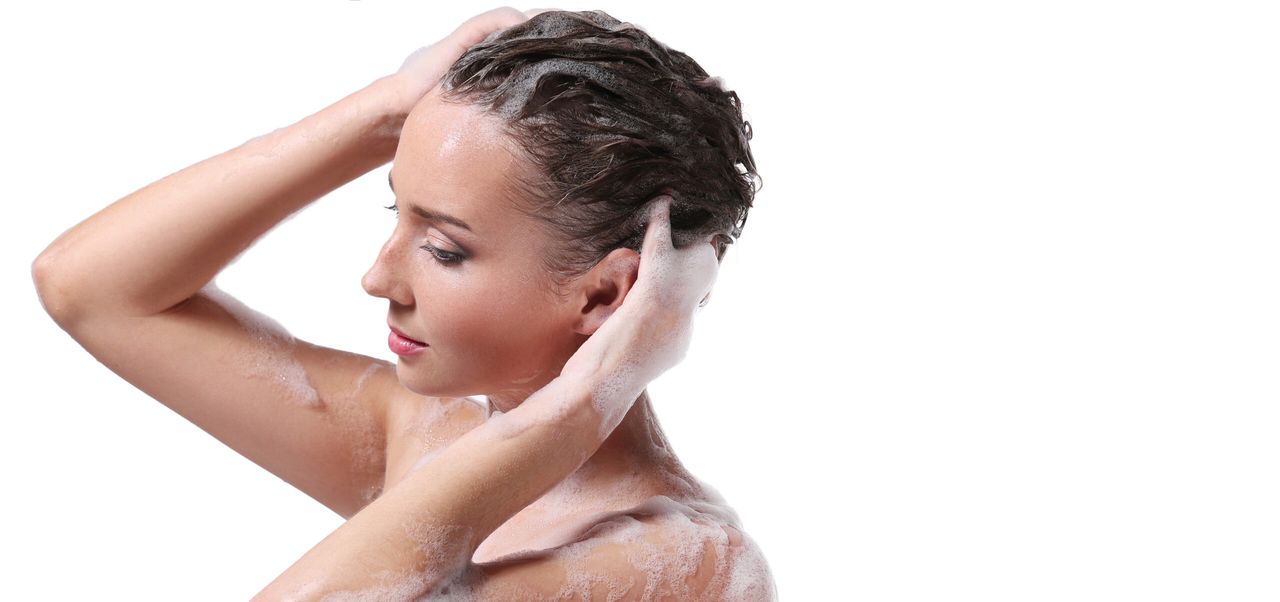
[571,247,642,336]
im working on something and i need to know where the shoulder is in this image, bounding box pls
[382,392,489,488]
[386,391,489,439]
[445,496,777,601]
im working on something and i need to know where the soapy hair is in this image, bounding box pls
[436,9,760,296]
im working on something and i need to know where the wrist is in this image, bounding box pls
[351,75,415,147]
[561,307,650,383]
[561,311,659,433]
[369,74,423,123]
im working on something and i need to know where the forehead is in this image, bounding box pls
[391,92,535,238]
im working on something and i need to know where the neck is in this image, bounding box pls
[485,386,677,479]
[588,390,670,472]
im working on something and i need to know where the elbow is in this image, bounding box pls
[32,248,83,327]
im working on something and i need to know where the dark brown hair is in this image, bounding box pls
[436,9,760,296]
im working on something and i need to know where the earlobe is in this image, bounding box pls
[578,305,617,336]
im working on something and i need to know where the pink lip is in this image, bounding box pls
[388,326,427,356]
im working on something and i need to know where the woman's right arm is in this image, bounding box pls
[31,3,533,319]
[30,73,417,519]
[33,76,405,323]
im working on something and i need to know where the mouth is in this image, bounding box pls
[388,324,427,346]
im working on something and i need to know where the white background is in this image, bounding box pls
[3,1,1278,600]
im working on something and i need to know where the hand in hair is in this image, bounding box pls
[387,7,547,114]
[562,195,721,395]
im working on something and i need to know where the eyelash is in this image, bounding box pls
[384,203,466,265]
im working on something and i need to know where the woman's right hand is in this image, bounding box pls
[386,7,558,114]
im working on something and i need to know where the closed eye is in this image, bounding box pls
[420,243,464,265]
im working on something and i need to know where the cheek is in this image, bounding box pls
[426,269,558,349]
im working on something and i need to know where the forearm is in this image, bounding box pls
[33,75,408,322]
[253,369,641,600]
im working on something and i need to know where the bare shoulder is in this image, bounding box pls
[451,496,777,601]
[382,391,490,488]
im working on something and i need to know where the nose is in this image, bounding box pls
[362,241,413,306]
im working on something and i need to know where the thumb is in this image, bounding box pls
[639,195,674,258]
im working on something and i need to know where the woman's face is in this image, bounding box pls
[362,89,586,405]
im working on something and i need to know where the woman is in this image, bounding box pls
[32,7,772,600]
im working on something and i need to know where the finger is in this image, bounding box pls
[687,241,721,307]
[475,6,527,25]
[523,7,557,18]
[639,195,674,258]
[456,7,527,46]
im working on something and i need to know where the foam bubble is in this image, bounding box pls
[200,281,322,409]
[588,370,646,440]
[463,480,775,600]
[295,519,480,601]
[307,367,771,599]
[351,362,383,394]
[720,528,778,601]
[331,362,393,508]
[311,571,430,602]
[480,376,601,443]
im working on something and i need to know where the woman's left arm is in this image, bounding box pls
[250,371,611,600]
[252,196,721,600]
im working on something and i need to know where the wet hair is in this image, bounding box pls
[436,9,760,297]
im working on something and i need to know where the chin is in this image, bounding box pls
[393,364,442,396]
[394,365,488,400]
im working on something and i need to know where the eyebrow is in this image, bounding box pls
[388,172,475,233]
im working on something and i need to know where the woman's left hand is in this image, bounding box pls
[562,195,722,424]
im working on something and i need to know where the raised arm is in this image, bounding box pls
[32,5,538,321]
[31,77,405,324]
[29,8,532,520]
[27,65,419,516]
